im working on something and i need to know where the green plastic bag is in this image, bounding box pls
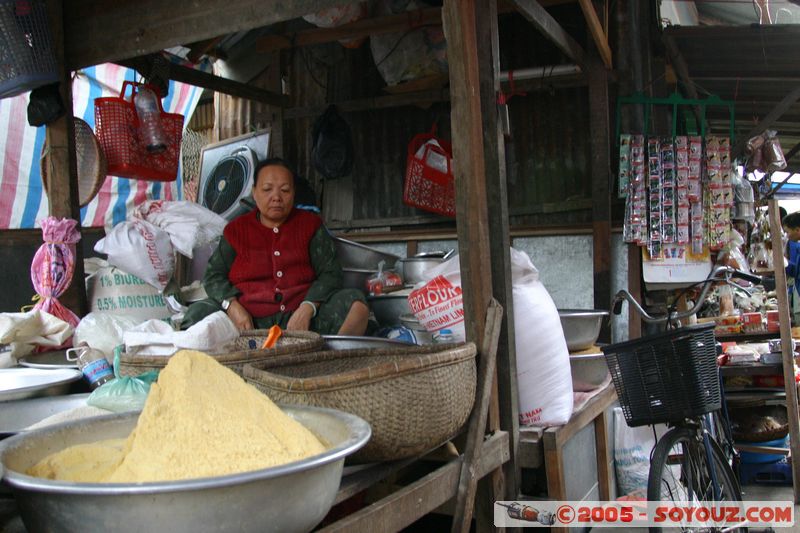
[87,346,159,413]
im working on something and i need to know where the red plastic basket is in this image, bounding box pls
[402,131,455,217]
[94,81,183,182]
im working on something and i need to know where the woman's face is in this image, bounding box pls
[253,164,295,226]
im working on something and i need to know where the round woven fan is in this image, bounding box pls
[41,117,107,208]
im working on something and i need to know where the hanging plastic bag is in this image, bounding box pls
[87,347,159,413]
[30,217,81,348]
[311,105,354,179]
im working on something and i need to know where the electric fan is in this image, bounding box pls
[198,146,256,220]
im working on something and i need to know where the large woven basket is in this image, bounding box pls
[243,342,477,462]
[117,330,323,377]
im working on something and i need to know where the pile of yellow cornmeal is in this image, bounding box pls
[29,350,326,483]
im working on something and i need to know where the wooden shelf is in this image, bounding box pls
[716,332,781,342]
[720,362,783,377]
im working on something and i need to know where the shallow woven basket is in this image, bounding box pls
[117,330,324,377]
[243,342,477,462]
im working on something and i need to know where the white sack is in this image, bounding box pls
[134,200,226,258]
[94,219,175,292]
[73,312,143,361]
[409,248,574,426]
[0,310,74,358]
[123,311,238,356]
[510,247,573,426]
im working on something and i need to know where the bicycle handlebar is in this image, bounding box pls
[612,265,763,325]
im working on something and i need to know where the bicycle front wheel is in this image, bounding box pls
[647,427,744,533]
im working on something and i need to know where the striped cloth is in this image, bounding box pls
[0,62,206,229]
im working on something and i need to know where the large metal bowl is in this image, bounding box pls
[0,405,371,533]
[0,368,83,402]
[323,335,413,350]
[342,268,374,293]
[569,352,610,392]
[367,291,412,327]
[333,237,399,271]
[558,309,609,352]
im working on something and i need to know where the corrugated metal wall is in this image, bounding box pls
[210,7,595,228]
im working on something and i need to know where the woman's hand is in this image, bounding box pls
[286,302,314,331]
[226,299,254,331]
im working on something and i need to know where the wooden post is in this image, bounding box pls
[45,0,86,316]
[442,0,506,528]
[477,0,520,503]
[588,58,612,342]
[767,199,800,503]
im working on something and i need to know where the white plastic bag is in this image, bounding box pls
[0,310,73,358]
[134,200,226,258]
[94,219,175,292]
[613,408,670,497]
[510,247,573,426]
[73,312,143,361]
[123,311,239,356]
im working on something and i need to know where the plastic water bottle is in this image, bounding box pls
[434,328,455,344]
[66,344,114,389]
[133,86,167,154]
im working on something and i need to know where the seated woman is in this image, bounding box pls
[183,158,369,334]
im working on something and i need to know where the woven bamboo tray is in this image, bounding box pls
[117,330,323,377]
[243,342,477,462]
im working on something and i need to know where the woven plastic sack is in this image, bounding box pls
[30,217,81,347]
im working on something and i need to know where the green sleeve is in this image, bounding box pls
[202,236,241,303]
[305,226,343,303]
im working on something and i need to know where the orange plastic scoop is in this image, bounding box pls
[262,325,283,349]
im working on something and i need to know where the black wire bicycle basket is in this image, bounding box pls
[601,323,721,427]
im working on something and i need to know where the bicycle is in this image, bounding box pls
[603,265,764,532]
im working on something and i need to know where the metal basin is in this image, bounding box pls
[0,405,371,533]
[333,237,399,271]
[367,291,412,327]
[569,352,610,392]
[558,309,609,352]
[0,368,83,402]
[323,335,413,350]
[0,393,91,438]
[397,257,444,285]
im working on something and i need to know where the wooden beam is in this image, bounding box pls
[64,0,348,70]
[588,58,612,342]
[318,431,510,533]
[118,56,289,107]
[257,7,443,53]
[284,89,450,119]
[478,0,521,504]
[186,36,226,63]
[767,199,800,503]
[45,0,87,316]
[733,84,800,157]
[508,0,586,67]
[578,0,612,69]
[254,0,576,53]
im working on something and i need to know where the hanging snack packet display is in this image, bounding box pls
[675,136,690,245]
[647,138,663,258]
[622,135,647,244]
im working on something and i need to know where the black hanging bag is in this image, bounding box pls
[311,104,354,179]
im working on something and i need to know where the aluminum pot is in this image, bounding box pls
[367,291,412,327]
[569,352,610,392]
[333,237,399,271]
[0,405,371,533]
[558,309,609,352]
[397,257,444,285]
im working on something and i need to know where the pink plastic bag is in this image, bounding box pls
[30,217,81,347]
